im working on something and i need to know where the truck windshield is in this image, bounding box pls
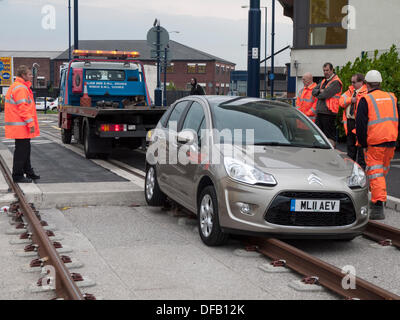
[85,70,125,81]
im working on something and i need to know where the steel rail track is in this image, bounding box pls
[364,221,400,249]
[45,125,400,299]
[0,155,84,300]
[246,237,400,300]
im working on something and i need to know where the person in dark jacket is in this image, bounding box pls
[190,78,205,95]
[312,63,343,148]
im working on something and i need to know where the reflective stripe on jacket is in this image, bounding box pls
[364,90,398,146]
[320,75,343,114]
[339,84,368,135]
[296,82,317,122]
[4,77,40,139]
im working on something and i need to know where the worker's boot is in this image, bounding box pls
[369,201,385,220]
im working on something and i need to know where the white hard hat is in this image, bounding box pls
[365,70,383,83]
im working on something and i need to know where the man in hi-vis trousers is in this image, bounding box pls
[356,70,399,220]
[4,65,40,183]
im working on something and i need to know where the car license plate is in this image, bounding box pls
[290,199,340,213]
[128,125,136,131]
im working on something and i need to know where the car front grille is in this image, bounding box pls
[265,191,357,227]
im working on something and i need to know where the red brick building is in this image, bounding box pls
[0,51,62,92]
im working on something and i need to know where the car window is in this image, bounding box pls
[211,101,330,148]
[182,102,205,132]
[158,108,171,128]
[167,101,188,129]
[197,116,206,146]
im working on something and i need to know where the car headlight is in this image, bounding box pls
[348,163,367,189]
[224,157,277,186]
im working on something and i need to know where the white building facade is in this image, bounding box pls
[279,0,400,92]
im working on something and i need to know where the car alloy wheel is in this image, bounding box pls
[200,194,213,238]
[144,165,166,206]
[146,167,155,201]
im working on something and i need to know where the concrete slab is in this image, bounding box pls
[0,142,146,209]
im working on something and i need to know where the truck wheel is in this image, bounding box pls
[198,186,228,246]
[83,123,97,159]
[61,128,72,144]
[145,165,166,206]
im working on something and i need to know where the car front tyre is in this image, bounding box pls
[145,165,166,206]
[198,186,228,246]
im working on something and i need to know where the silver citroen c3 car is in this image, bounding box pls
[145,96,369,246]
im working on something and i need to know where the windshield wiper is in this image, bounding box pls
[254,142,330,149]
[254,142,292,147]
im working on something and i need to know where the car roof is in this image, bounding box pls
[202,96,292,109]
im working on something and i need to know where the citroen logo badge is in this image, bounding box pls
[308,173,323,186]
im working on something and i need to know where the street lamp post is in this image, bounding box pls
[270,0,276,99]
[246,0,261,98]
[242,3,267,98]
[163,31,180,107]
[68,0,71,60]
[74,0,78,50]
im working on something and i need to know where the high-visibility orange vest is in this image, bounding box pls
[339,84,368,135]
[320,74,343,114]
[296,82,317,122]
[364,90,399,146]
[5,77,40,139]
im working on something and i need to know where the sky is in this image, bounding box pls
[0,0,293,69]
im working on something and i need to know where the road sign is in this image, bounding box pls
[0,57,12,86]
[147,26,169,48]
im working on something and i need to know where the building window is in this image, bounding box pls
[187,64,196,74]
[216,65,220,74]
[37,77,46,88]
[166,63,175,73]
[198,64,206,74]
[308,0,348,47]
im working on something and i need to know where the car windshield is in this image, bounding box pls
[211,101,330,149]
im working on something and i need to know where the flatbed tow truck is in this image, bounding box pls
[58,49,167,159]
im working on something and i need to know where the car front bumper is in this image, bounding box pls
[217,176,369,238]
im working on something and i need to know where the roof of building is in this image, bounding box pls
[278,0,294,18]
[54,40,235,65]
[0,51,63,59]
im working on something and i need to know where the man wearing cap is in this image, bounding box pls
[356,70,399,220]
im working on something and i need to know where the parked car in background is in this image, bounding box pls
[35,97,57,111]
[48,98,58,111]
[145,96,369,246]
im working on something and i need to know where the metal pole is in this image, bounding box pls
[163,46,167,107]
[155,23,162,106]
[247,0,261,98]
[270,0,275,99]
[74,0,79,50]
[68,0,71,60]
[264,7,267,98]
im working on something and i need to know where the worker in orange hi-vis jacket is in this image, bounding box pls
[4,65,40,183]
[339,73,368,169]
[356,70,399,220]
[296,72,318,122]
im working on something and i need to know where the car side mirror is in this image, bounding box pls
[177,130,196,145]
